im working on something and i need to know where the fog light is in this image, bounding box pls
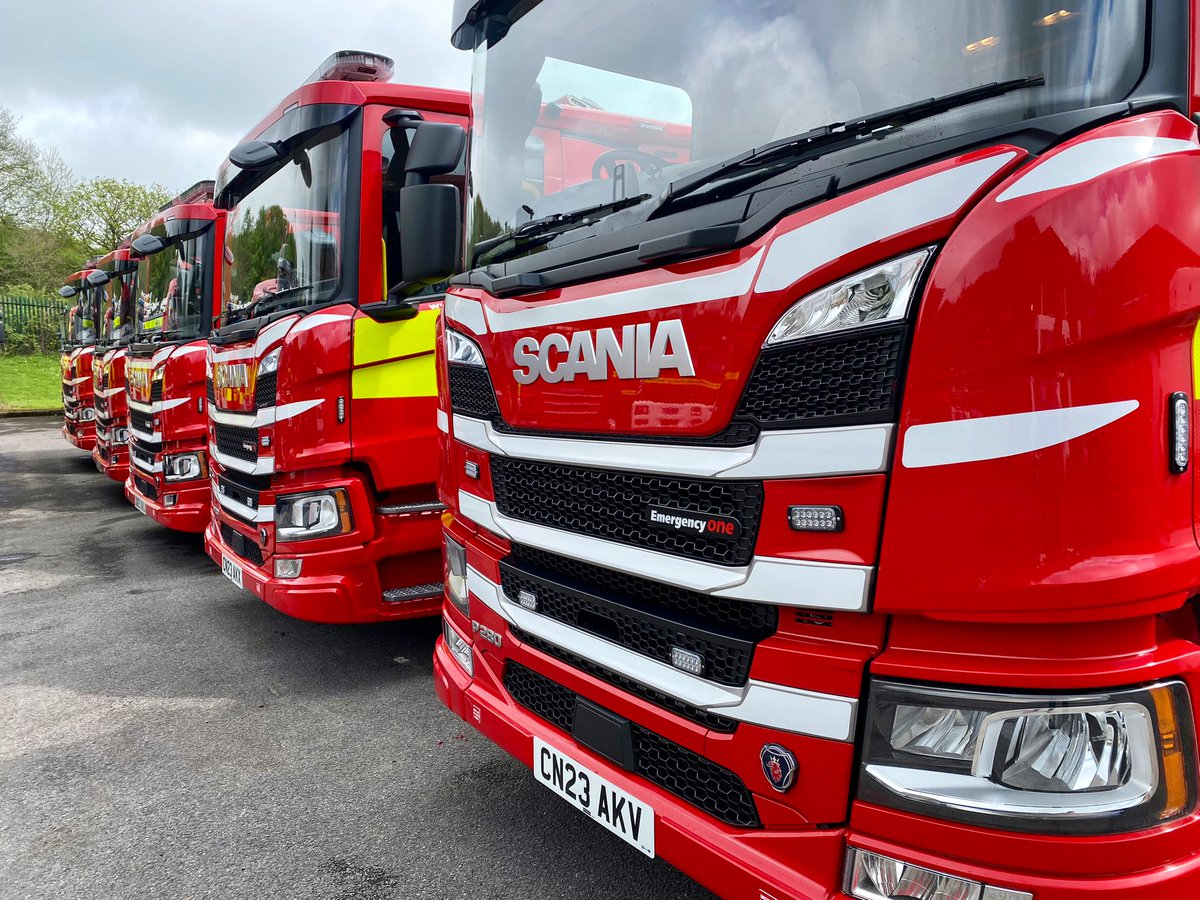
[788,505,844,532]
[516,589,538,611]
[444,536,469,617]
[847,849,1031,900]
[670,646,704,676]
[164,494,178,507]
[443,618,473,676]
[274,558,303,579]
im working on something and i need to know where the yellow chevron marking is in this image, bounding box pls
[352,355,437,399]
[352,308,440,367]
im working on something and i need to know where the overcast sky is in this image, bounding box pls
[0,0,471,194]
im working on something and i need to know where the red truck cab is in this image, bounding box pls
[89,245,138,482]
[203,51,470,623]
[436,2,1200,897]
[125,181,226,531]
[58,266,101,451]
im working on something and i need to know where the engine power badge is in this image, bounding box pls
[646,505,740,541]
[760,744,798,793]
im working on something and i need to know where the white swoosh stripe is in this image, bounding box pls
[445,295,488,335]
[482,249,764,334]
[901,400,1139,469]
[757,152,1018,293]
[209,399,322,428]
[997,136,1195,203]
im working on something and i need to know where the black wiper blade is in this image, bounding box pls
[473,193,650,265]
[649,75,1044,218]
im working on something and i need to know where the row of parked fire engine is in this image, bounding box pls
[50,0,1200,895]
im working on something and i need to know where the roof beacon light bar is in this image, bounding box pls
[305,50,394,85]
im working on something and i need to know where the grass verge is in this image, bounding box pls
[0,354,62,412]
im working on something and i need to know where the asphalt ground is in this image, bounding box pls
[0,416,713,900]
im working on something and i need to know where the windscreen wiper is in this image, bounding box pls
[473,193,651,266]
[649,75,1044,219]
[237,283,315,322]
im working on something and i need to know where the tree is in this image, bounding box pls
[0,104,39,219]
[62,177,171,259]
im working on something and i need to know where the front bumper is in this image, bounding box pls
[204,488,443,624]
[126,470,210,533]
[436,637,1200,899]
[62,417,96,452]
[93,439,129,483]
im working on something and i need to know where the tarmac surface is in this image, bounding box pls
[0,416,712,899]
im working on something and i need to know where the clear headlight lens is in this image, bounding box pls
[446,329,486,367]
[112,427,130,445]
[444,535,469,617]
[163,452,207,482]
[274,488,353,542]
[258,347,281,376]
[860,679,1194,834]
[79,407,95,421]
[764,248,933,347]
[443,617,473,676]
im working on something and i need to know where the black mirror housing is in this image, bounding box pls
[59,286,77,299]
[399,183,460,285]
[229,139,285,171]
[405,122,466,185]
[132,233,167,257]
[85,269,111,287]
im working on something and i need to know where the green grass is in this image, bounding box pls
[0,354,63,411]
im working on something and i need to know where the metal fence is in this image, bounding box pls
[0,295,67,334]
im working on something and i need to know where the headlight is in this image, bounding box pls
[446,329,486,367]
[764,248,932,347]
[444,535,469,617]
[113,427,129,445]
[80,407,95,421]
[152,366,165,383]
[258,348,281,376]
[860,679,1195,834]
[274,488,353,541]
[443,617,473,676]
[163,452,207,482]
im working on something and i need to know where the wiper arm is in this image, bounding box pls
[473,193,650,266]
[649,74,1044,219]
[236,283,314,322]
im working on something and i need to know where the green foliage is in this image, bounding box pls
[64,177,172,259]
[0,353,62,411]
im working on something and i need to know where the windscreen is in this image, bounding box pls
[79,285,100,345]
[136,223,214,341]
[100,269,137,346]
[466,0,1147,266]
[221,126,351,321]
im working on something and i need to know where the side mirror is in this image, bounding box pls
[404,121,466,186]
[60,286,77,299]
[86,270,111,287]
[399,183,460,285]
[229,139,285,171]
[132,233,166,257]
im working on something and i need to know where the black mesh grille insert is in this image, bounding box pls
[501,559,758,687]
[449,365,500,419]
[215,471,262,522]
[491,458,763,566]
[150,381,163,403]
[219,522,264,567]
[130,409,154,436]
[255,372,276,408]
[737,325,906,428]
[214,423,260,463]
[513,628,738,732]
[133,473,158,501]
[130,440,157,472]
[504,662,761,828]
[206,378,215,405]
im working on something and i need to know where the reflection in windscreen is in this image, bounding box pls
[468,0,1147,260]
[137,230,211,341]
[222,130,349,319]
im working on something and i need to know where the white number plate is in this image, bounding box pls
[533,737,654,857]
[134,495,147,515]
[221,554,244,591]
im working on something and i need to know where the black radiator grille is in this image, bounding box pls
[215,471,265,521]
[130,409,154,436]
[737,325,906,428]
[130,441,157,472]
[448,364,500,419]
[150,381,163,403]
[513,628,738,732]
[219,522,264,567]
[490,457,763,566]
[206,377,215,405]
[504,662,760,828]
[255,372,276,408]
[133,473,158,501]
[213,423,260,463]
[501,559,758,687]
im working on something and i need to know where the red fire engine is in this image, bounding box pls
[435,2,1200,897]
[89,245,138,482]
[203,51,469,623]
[59,265,101,452]
[125,181,226,531]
